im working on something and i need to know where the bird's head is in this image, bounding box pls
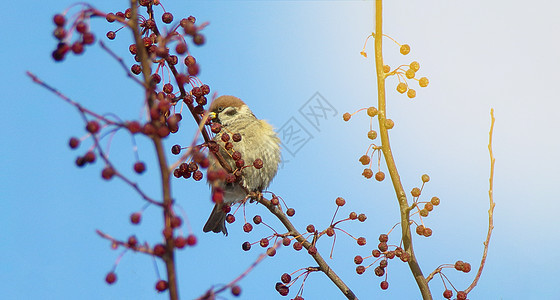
[208,95,255,126]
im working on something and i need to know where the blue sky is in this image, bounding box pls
[3,1,560,299]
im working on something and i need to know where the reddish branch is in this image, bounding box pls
[258,197,357,300]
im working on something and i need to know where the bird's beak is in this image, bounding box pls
[208,112,217,120]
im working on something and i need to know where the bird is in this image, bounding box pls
[203,95,281,235]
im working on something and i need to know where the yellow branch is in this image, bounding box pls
[373,1,432,298]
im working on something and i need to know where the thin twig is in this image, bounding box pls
[465,109,496,293]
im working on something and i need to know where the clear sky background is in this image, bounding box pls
[3,1,560,299]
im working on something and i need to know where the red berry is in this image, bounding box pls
[259,238,269,247]
[86,120,100,134]
[281,273,291,283]
[463,262,472,273]
[176,43,187,54]
[335,197,346,206]
[293,242,302,251]
[171,144,181,155]
[162,12,173,24]
[306,224,315,233]
[282,237,291,246]
[106,31,116,40]
[286,208,295,217]
[105,272,117,284]
[171,216,182,228]
[186,234,197,246]
[252,215,262,224]
[71,42,84,54]
[356,266,365,275]
[232,133,242,142]
[192,170,203,181]
[275,283,289,296]
[457,291,467,300]
[357,237,367,246]
[253,158,263,169]
[243,223,253,233]
[400,252,410,262]
[443,289,453,299]
[378,242,388,252]
[83,151,96,163]
[153,244,166,257]
[266,247,276,257]
[374,266,385,277]
[175,236,187,249]
[53,27,66,40]
[375,171,385,181]
[101,166,115,180]
[380,281,389,290]
[82,32,95,45]
[326,227,335,237]
[76,21,88,33]
[226,214,235,224]
[372,249,381,257]
[358,213,367,222]
[130,212,141,224]
[127,235,138,247]
[235,159,245,168]
[155,280,168,292]
[354,255,363,264]
[242,242,251,251]
[134,162,146,174]
[379,234,389,242]
[193,33,205,45]
[349,212,357,219]
[69,137,80,149]
[231,285,241,297]
[53,14,66,26]
[454,260,465,271]
[307,246,317,255]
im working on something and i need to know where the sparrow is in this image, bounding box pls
[203,95,281,235]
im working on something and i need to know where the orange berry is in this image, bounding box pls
[368,130,377,140]
[419,77,429,87]
[343,112,351,121]
[409,61,420,72]
[362,168,373,179]
[396,82,407,94]
[405,68,415,79]
[424,202,434,211]
[400,44,410,55]
[384,119,394,129]
[375,171,385,181]
[421,174,430,182]
[407,89,416,98]
[431,196,440,206]
[359,155,371,165]
[411,187,421,197]
[367,106,378,117]
[383,65,391,73]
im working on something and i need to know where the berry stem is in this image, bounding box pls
[373,1,432,299]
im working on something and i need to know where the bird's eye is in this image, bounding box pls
[217,107,224,112]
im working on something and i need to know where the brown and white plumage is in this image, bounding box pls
[203,95,281,235]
